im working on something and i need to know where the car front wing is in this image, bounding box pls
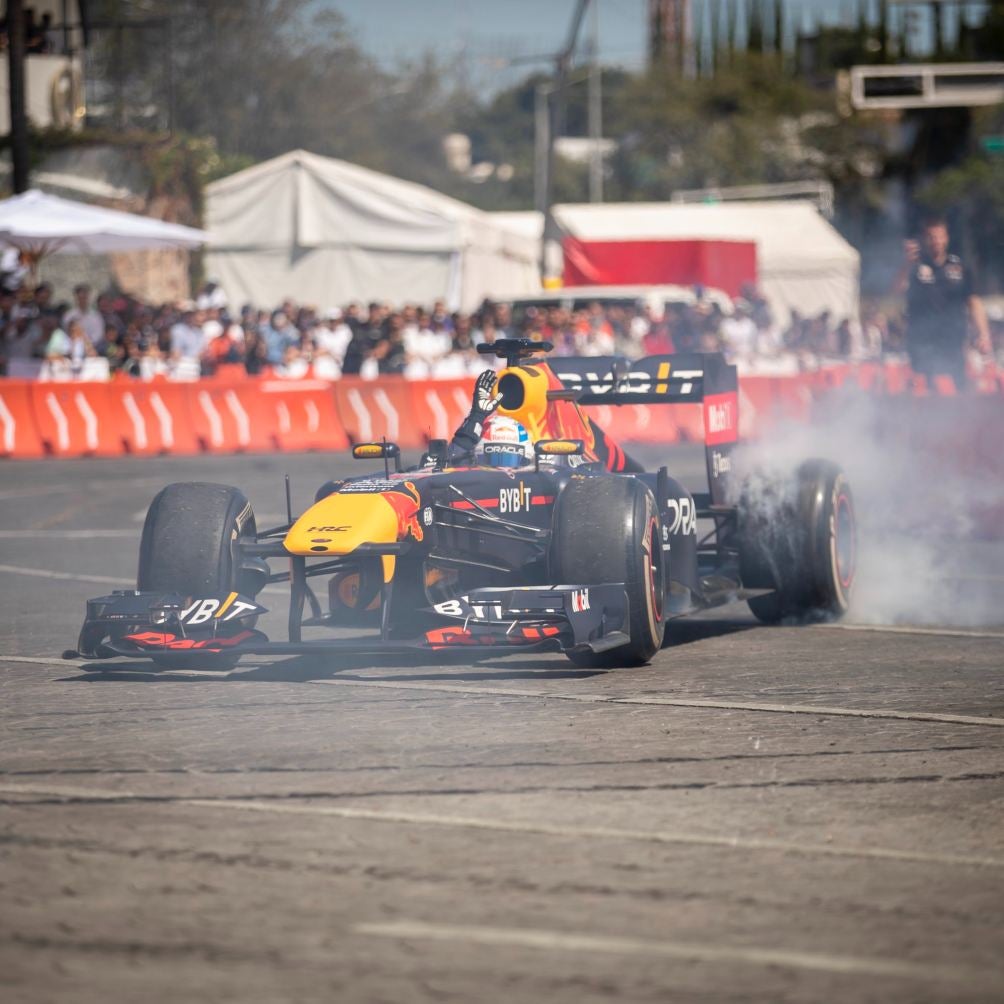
[71,584,630,661]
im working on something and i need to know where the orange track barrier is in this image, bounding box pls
[2,363,1002,460]
[582,402,681,445]
[259,379,349,452]
[0,380,45,458]
[672,402,705,442]
[29,382,121,457]
[409,378,472,444]
[331,377,417,447]
[192,379,274,453]
[114,382,202,455]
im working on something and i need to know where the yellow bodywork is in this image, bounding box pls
[284,493,400,581]
[496,364,553,439]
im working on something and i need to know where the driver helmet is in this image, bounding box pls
[479,415,532,468]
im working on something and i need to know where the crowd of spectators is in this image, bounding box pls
[2,277,1001,383]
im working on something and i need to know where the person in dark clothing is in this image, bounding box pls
[897,217,991,391]
[341,302,386,375]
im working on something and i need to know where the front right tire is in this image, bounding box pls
[550,477,666,667]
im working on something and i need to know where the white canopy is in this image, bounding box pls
[205,150,540,312]
[493,201,860,324]
[0,189,209,255]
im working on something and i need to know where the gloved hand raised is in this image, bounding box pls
[471,369,503,420]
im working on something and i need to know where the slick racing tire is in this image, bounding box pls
[738,460,856,624]
[550,477,666,668]
[137,482,258,669]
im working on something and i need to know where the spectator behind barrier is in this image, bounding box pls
[4,272,992,384]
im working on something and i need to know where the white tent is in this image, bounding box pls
[492,202,860,324]
[0,189,208,254]
[206,150,540,312]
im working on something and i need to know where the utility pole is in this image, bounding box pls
[588,0,603,203]
[166,12,176,133]
[541,0,590,284]
[7,0,30,193]
[534,82,551,216]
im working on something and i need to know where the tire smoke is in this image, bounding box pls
[736,390,1004,628]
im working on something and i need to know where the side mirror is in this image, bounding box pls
[534,439,584,468]
[352,441,401,472]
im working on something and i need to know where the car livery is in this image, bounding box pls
[73,340,856,669]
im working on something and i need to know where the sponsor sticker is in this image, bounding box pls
[484,443,525,458]
[178,592,265,626]
[339,479,399,493]
[711,449,732,477]
[664,497,696,536]
[703,392,738,445]
[124,629,258,651]
[571,588,590,612]
[498,481,533,514]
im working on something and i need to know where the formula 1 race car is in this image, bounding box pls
[72,340,856,669]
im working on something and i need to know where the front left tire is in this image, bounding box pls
[137,482,258,668]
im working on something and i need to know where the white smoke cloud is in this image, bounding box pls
[735,388,1004,628]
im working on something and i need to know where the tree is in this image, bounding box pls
[602,52,824,200]
[84,0,465,190]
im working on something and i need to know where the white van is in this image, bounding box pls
[497,284,734,329]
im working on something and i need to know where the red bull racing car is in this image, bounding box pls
[72,340,856,669]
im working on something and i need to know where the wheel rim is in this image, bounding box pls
[646,518,665,623]
[833,491,856,592]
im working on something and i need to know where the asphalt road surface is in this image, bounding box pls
[1,447,1002,1003]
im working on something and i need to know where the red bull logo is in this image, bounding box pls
[383,481,424,542]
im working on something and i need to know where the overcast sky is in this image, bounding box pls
[321,0,985,92]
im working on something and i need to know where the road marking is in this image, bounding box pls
[310,678,1004,728]
[0,530,135,539]
[0,564,133,586]
[6,645,995,728]
[354,920,991,986]
[0,476,169,503]
[819,623,1004,640]
[0,784,1000,870]
[0,654,75,666]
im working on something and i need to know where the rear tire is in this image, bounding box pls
[550,477,666,667]
[739,460,856,623]
[138,482,258,668]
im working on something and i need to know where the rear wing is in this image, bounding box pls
[549,353,739,505]
[549,353,733,405]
